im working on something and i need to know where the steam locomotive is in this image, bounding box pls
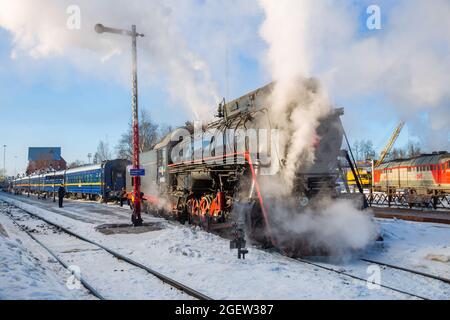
[127,82,350,251]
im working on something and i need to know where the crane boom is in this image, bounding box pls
[374,121,405,167]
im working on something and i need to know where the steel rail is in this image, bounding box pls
[361,258,450,285]
[1,204,105,300]
[294,258,428,300]
[2,199,213,300]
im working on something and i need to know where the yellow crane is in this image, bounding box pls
[374,121,405,168]
[345,121,405,189]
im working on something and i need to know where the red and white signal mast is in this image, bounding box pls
[95,24,144,226]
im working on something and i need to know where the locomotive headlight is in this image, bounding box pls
[299,196,309,207]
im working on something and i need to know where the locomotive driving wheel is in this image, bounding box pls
[186,198,200,225]
[199,195,213,216]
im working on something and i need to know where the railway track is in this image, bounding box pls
[3,194,449,300]
[0,200,212,300]
[291,257,429,300]
[360,258,450,285]
[1,205,105,300]
[286,254,450,300]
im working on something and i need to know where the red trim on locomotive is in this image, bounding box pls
[245,152,275,246]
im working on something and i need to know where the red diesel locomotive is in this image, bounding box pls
[373,152,450,196]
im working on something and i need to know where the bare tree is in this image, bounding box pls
[389,148,398,161]
[139,109,160,153]
[115,109,163,160]
[352,139,376,161]
[360,140,376,161]
[352,140,361,161]
[68,160,85,169]
[116,130,133,161]
[159,124,174,139]
[389,147,407,160]
[387,141,421,161]
[406,141,422,158]
[94,140,112,164]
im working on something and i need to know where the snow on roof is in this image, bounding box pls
[65,164,102,174]
[377,152,450,169]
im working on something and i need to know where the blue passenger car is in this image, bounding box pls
[65,165,103,196]
[64,159,128,201]
[43,172,65,194]
[29,174,43,193]
[12,159,128,202]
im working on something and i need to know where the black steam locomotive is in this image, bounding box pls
[127,82,347,255]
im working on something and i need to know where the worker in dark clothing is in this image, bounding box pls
[120,187,127,207]
[58,184,66,208]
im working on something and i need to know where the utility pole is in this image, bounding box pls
[87,153,92,164]
[95,23,144,226]
[3,145,6,178]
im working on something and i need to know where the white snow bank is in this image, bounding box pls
[372,218,450,279]
[0,234,78,300]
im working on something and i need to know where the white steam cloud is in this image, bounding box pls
[0,0,219,120]
[255,1,450,256]
[257,0,378,256]
[268,199,379,257]
[259,0,333,191]
[258,0,450,151]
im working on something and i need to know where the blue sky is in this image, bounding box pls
[0,1,446,176]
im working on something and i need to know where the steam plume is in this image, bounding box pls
[259,0,332,191]
[259,0,450,151]
[257,0,378,256]
[268,199,379,257]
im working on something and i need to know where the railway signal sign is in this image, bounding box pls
[96,23,145,227]
[129,168,145,177]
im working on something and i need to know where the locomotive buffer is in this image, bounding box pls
[95,23,145,226]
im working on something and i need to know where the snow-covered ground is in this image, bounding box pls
[0,201,192,300]
[1,192,449,300]
[369,219,450,279]
[0,210,92,300]
[0,236,79,300]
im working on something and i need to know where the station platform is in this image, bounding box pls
[372,207,450,225]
